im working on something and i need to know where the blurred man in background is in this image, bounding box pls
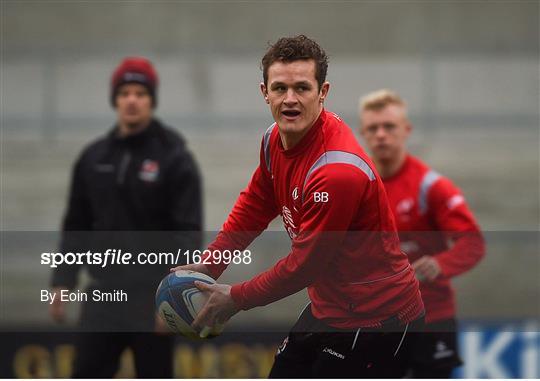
[49,57,202,377]
[359,89,485,378]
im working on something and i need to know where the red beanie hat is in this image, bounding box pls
[111,57,158,108]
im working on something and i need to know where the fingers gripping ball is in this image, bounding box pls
[155,270,224,339]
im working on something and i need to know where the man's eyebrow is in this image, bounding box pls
[270,80,313,88]
[270,81,286,88]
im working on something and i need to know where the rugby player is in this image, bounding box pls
[358,89,486,377]
[173,36,424,378]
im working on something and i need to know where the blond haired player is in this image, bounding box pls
[359,89,485,377]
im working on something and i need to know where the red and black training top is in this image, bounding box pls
[382,155,485,323]
[204,109,424,329]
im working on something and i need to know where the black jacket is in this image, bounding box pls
[52,119,202,290]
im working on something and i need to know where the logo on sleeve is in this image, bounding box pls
[447,194,464,210]
[139,159,160,182]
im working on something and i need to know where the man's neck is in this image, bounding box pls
[117,118,152,138]
[280,129,308,151]
[375,150,408,179]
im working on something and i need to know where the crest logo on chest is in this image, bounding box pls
[396,197,414,222]
[396,197,414,214]
[292,186,299,201]
[139,159,160,182]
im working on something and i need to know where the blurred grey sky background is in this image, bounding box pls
[1,1,539,325]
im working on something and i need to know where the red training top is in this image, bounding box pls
[382,154,485,323]
[204,110,424,328]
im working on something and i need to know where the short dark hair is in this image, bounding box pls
[261,35,329,90]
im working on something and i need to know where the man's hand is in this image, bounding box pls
[412,256,441,282]
[49,287,66,323]
[170,263,212,277]
[191,281,239,338]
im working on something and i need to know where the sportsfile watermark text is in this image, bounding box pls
[41,249,252,268]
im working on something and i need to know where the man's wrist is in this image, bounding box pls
[230,283,246,311]
[432,254,445,278]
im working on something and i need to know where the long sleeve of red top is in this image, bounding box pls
[429,177,486,278]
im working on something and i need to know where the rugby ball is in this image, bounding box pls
[155,270,222,339]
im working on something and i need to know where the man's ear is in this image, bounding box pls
[319,81,330,103]
[260,82,269,104]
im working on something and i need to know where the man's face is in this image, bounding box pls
[115,83,153,127]
[360,104,411,161]
[261,59,329,137]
